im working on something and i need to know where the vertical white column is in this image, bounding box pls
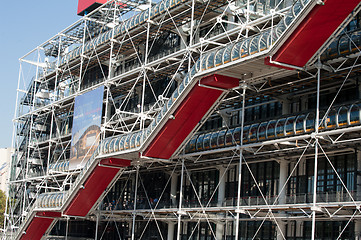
[168,171,177,239]
[218,166,226,207]
[216,166,226,240]
[168,222,175,240]
[277,160,288,240]
[278,160,288,205]
[171,173,178,207]
[216,222,224,240]
[276,221,286,240]
[176,159,185,240]
[131,166,139,240]
[355,220,361,240]
[95,212,99,240]
[311,59,321,240]
[296,221,302,239]
[357,150,361,199]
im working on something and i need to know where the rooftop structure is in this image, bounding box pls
[5,0,361,239]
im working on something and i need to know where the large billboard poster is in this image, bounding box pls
[70,86,104,170]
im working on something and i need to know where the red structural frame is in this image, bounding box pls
[19,216,55,240]
[144,74,239,159]
[77,0,107,15]
[64,158,131,216]
[265,0,361,68]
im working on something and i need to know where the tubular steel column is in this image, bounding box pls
[140,0,152,131]
[311,60,321,240]
[216,166,226,240]
[95,209,100,240]
[277,160,288,239]
[77,19,87,92]
[103,1,118,139]
[176,159,185,240]
[168,222,175,240]
[131,166,139,240]
[278,160,288,205]
[170,173,178,207]
[217,166,226,207]
[235,84,246,239]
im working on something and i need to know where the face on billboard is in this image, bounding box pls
[70,86,104,170]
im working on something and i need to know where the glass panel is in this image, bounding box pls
[285,116,295,135]
[351,31,361,52]
[249,35,261,55]
[249,124,259,142]
[284,12,294,26]
[153,4,160,16]
[305,112,315,132]
[349,104,360,125]
[225,129,235,146]
[242,125,250,143]
[104,139,110,154]
[201,55,207,71]
[139,12,145,24]
[223,44,232,64]
[275,20,286,37]
[231,42,241,61]
[276,118,285,137]
[165,0,170,9]
[240,39,250,58]
[338,106,348,127]
[135,132,142,147]
[210,131,219,148]
[196,134,205,151]
[203,133,212,150]
[159,2,165,13]
[206,52,215,69]
[292,1,303,15]
[178,82,185,94]
[134,15,140,25]
[257,122,267,140]
[215,49,225,66]
[259,31,270,51]
[124,134,132,150]
[109,138,116,153]
[217,130,226,147]
[234,127,241,144]
[186,135,198,153]
[266,120,276,139]
[338,35,350,55]
[295,115,305,134]
[325,108,337,129]
[130,133,137,149]
[114,136,120,152]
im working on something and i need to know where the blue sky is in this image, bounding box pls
[0,1,80,148]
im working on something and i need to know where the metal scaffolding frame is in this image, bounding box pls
[5,0,361,239]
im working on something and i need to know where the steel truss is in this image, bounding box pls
[5,0,361,239]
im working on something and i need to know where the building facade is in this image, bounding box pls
[5,0,361,239]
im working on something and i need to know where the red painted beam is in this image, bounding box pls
[100,158,131,168]
[20,216,54,240]
[36,211,62,218]
[268,0,360,67]
[144,74,238,159]
[200,74,239,89]
[78,0,107,16]
[64,165,120,216]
